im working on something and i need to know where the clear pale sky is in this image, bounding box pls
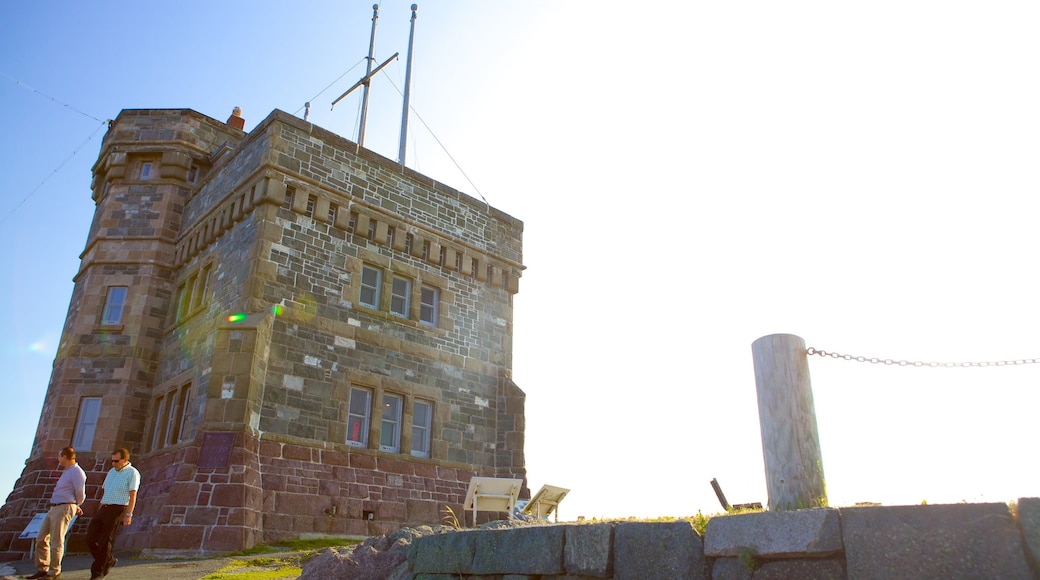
[1,1,1037,521]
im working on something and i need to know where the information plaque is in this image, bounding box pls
[198,432,236,469]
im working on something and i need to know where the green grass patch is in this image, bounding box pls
[200,565,302,580]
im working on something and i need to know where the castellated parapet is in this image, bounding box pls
[0,108,526,557]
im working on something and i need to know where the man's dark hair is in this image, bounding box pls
[60,447,76,461]
[112,448,130,461]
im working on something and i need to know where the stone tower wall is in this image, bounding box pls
[0,107,526,558]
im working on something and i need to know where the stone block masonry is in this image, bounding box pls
[401,500,1039,579]
[0,106,527,558]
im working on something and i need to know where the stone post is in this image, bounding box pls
[752,334,827,510]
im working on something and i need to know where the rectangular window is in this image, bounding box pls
[71,397,102,451]
[380,394,403,453]
[367,221,376,241]
[455,252,463,272]
[419,285,439,326]
[360,266,382,309]
[422,241,430,261]
[348,211,358,233]
[175,283,187,322]
[162,390,179,447]
[175,384,192,444]
[471,258,479,278]
[140,162,153,180]
[347,387,372,447]
[187,164,199,184]
[179,273,197,320]
[405,233,414,255]
[101,286,128,325]
[411,400,432,458]
[150,395,168,451]
[282,186,295,211]
[328,202,339,225]
[390,277,411,318]
[387,227,396,249]
[439,246,447,267]
[306,194,317,218]
[191,265,211,310]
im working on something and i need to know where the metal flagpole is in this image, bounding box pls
[358,4,380,147]
[398,4,418,165]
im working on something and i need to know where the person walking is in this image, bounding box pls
[85,448,140,580]
[27,447,86,580]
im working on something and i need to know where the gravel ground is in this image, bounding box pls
[1,550,295,580]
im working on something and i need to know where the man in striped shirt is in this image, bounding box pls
[27,447,86,580]
[86,448,140,580]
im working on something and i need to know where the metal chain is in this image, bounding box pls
[806,347,1040,368]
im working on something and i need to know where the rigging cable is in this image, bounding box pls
[292,58,368,117]
[0,120,109,226]
[0,71,106,123]
[382,73,489,206]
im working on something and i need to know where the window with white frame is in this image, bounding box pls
[140,162,153,180]
[411,399,432,458]
[101,286,128,325]
[390,277,411,318]
[380,393,403,453]
[71,397,102,451]
[305,194,317,218]
[347,387,371,447]
[360,266,382,308]
[420,285,439,326]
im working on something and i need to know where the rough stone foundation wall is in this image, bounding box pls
[406,500,1040,579]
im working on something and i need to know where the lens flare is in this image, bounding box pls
[226,313,248,323]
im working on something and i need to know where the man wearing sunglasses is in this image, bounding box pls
[85,448,141,580]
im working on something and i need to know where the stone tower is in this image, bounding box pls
[0,108,526,557]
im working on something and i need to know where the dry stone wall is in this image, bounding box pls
[392,500,1040,579]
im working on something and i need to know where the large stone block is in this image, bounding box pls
[712,557,753,580]
[704,508,843,558]
[409,528,478,574]
[1019,497,1040,574]
[471,525,565,575]
[755,559,846,580]
[841,502,1032,580]
[565,522,614,577]
[614,521,706,580]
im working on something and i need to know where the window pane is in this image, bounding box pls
[163,391,178,447]
[176,385,192,444]
[420,286,438,325]
[360,266,381,308]
[347,387,371,447]
[411,400,432,457]
[390,277,410,317]
[151,396,167,451]
[380,394,402,452]
[101,287,128,325]
[71,398,102,451]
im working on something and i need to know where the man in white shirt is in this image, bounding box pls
[85,448,140,580]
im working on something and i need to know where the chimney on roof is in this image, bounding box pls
[227,107,245,130]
